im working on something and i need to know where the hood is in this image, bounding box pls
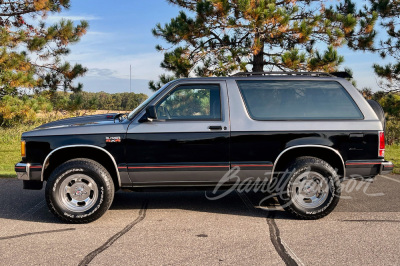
[22,113,129,137]
[35,113,119,130]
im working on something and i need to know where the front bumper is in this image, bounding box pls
[15,163,43,181]
[345,160,394,177]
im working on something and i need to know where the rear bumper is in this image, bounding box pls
[380,161,394,175]
[345,160,394,178]
[15,163,43,181]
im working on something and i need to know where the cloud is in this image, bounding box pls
[104,53,165,80]
[87,68,117,78]
[45,15,100,23]
[69,52,165,81]
[68,52,166,95]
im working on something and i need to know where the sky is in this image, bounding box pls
[54,0,394,96]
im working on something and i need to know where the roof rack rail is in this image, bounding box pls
[329,72,352,78]
[231,72,335,77]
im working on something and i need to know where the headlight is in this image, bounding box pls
[21,140,26,158]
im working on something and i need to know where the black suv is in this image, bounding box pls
[15,72,394,223]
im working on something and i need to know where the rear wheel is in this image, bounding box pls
[45,158,114,223]
[277,156,341,220]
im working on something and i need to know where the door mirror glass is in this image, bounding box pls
[145,105,158,120]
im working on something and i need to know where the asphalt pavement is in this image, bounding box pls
[0,175,399,265]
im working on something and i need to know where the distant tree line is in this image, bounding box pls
[360,88,400,144]
[0,91,148,127]
[64,91,148,111]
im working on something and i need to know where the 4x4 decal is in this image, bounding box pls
[105,136,121,143]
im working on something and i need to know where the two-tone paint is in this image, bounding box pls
[16,76,394,189]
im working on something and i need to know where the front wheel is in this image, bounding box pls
[277,156,341,220]
[45,158,114,223]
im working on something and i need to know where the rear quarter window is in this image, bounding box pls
[236,80,363,120]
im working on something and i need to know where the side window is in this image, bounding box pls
[156,84,221,121]
[236,80,363,120]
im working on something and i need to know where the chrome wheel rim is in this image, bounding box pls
[58,174,98,212]
[290,171,330,209]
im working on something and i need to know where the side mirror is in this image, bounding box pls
[145,105,157,121]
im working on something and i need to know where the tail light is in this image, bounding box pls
[21,140,26,158]
[378,131,385,157]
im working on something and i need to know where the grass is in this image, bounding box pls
[0,124,38,178]
[1,123,400,177]
[386,144,400,174]
[0,110,117,178]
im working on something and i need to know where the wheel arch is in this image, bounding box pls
[272,145,345,178]
[41,145,121,188]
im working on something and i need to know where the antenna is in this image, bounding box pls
[130,64,132,93]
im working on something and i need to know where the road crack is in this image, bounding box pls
[78,200,149,266]
[235,191,299,266]
[266,212,298,266]
[0,228,75,241]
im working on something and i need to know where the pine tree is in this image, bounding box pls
[150,0,377,91]
[0,0,88,97]
[368,0,400,92]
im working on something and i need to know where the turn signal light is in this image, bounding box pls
[21,140,26,158]
[378,131,385,157]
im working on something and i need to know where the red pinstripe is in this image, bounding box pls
[233,164,273,167]
[128,165,229,169]
[346,163,381,166]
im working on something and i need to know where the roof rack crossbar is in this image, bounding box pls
[231,72,335,77]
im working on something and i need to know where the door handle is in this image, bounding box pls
[209,126,223,130]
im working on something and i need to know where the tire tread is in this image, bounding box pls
[45,158,114,223]
[278,156,341,220]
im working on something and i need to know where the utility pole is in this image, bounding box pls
[130,64,132,93]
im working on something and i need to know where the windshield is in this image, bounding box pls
[127,82,172,120]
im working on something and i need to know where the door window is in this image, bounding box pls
[156,84,221,120]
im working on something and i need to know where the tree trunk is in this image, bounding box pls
[252,37,264,72]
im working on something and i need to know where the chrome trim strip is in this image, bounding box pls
[271,145,346,178]
[41,145,121,187]
[130,185,221,187]
[15,162,27,169]
[15,163,30,180]
[129,181,232,187]
[26,163,30,179]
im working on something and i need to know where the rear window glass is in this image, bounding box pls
[236,80,363,120]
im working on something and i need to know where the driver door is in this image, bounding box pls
[125,81,230,185]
